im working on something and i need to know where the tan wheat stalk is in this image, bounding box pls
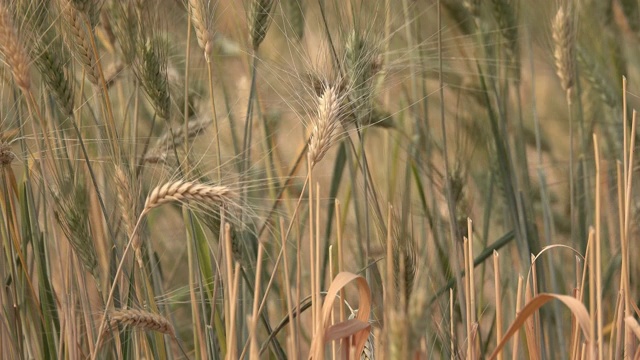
[106,309,175,337]
[308,85,341,165]
[552,5,575,101]
[387,309,408,358]
[494,251,503,360]
[0,4,31,91]
[553,4,577,253]
[407,269,429,354]
[248,0,275,50]
[188,0,215,62]
[143,180,235,213]
[188,0,222,177]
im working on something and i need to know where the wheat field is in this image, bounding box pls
[0,0,639,358]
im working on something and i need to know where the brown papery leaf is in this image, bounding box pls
[489,293,591,360]
[308,272,371,359]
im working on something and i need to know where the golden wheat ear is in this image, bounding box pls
[0,4,31,91]
[143,180,235,213]
[552,4,576,101]
[106,309,175,337]
[308,85,341,166]
[188,0,214,61]
[98,309,176,348]
[59,0,100,85]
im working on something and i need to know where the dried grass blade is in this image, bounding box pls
[489,293,591,360]
[309,272,371,359]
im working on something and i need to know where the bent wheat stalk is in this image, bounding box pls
[92,180,235,359]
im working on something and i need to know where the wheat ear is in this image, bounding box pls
[69,0,93,14]
[248,0,275,50]
[107,309,174,337]
[0,4,31,91]
[94,180,234,357]
[308,85,341,165]
[391,220,417,305]
[143,180,235,213]
[144,117,212,164]
[188,0,214,62]
[153,117,213,152]
[345,30,379,126]
[552,5,575,99]
[136,37,171,120]
[407,275,428,353]
[34,33,75,116]
[577,46,617,108]
[60,0,100,85]
[51,180,99,281]
[348,309,375,359]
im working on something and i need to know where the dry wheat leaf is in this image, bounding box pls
[489,293,591,360]
[309,271,371,359]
